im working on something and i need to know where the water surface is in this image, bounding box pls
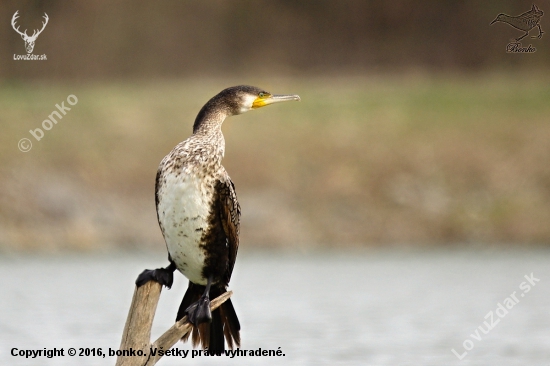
[0,249,549,365]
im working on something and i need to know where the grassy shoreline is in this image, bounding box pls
[1,74,549,250]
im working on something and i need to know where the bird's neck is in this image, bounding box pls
[193,99,232,134]
[193,114,226,135]
[189,99,234,165]
[190,110,227,163]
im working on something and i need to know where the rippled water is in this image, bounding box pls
[0,249,549,366]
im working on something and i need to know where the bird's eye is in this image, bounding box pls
[259,92,267,98]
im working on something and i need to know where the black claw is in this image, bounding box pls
[136,268,174,288]
[186,295,212,325]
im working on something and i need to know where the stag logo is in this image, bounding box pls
[11,10,49,54]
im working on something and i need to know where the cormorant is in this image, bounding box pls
[136,85,300,351]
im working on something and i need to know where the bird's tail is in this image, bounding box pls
[176,282,240,352]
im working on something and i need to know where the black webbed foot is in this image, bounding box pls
[136,262,176,288]
[185,294,212,325]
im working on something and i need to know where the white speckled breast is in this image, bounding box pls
[157,170,213,285]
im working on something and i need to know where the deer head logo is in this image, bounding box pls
[11,10,49,54]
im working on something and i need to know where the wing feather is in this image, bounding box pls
[217,174,240,285]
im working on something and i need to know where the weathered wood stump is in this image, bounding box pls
[115,280,232,366]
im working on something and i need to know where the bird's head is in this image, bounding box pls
[490,13,506,24]
[213,85,301,116]
[193,85,300,133]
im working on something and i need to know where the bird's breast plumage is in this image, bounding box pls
[156,137,225,285]
[157,172,213,284]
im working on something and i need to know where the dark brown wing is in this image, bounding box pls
[154,167,162,214]
[154,165,164,234]
[217,174,241,285]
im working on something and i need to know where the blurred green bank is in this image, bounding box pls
[1,73,549,251]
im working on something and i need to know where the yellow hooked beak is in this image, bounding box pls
[252,93,301,109]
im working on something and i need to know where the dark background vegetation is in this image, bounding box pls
[1,0,549,79]
[1,0,549,251]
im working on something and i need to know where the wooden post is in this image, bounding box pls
[115,280,232,366]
